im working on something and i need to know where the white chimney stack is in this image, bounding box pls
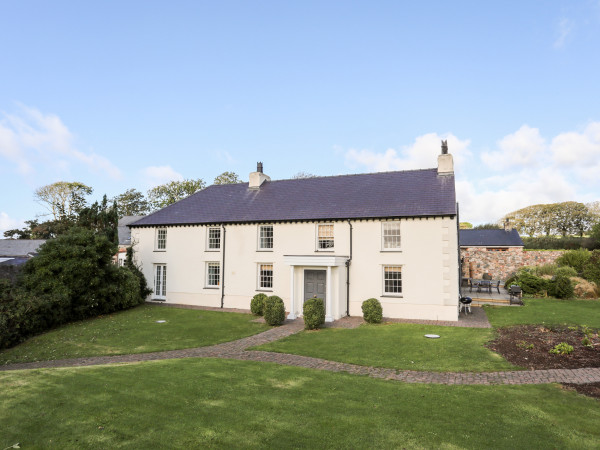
[249,161,271,188]
[437,140,454,175]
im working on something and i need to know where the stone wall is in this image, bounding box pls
[461,248,565,281]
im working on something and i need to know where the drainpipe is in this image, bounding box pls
[346,219,353,316]
[221,225,226,308]
[456,203,462,300]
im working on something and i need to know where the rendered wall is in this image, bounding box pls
[132,216,459,321]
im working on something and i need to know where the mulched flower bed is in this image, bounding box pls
[488,325,600,398]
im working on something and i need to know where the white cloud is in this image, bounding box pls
[0,104,122,180]
[554,18,574,49]
[551,122,600,169]
[344,132,472,173]
[0,212,23,237]
[142,165,184,187]
[480,125,546,170]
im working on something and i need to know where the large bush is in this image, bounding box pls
[250,293,268,316]
[582,250,600,287]
[556,249,591,274]
[362,298,383,323]
[522,236,599,250]
[504,269,550,296]
[263,295,285,326]
[21,227,146,320]
[303,298,325,330]
[548,275,574,299]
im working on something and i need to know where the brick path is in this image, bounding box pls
[2,312,599,386]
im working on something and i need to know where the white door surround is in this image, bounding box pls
[284,255,348,322]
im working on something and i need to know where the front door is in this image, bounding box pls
[304,270,326,308]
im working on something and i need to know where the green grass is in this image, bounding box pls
[1,358,599,449]
[485,298,600,328]
[253,323,516,372]
[0,304,269,365]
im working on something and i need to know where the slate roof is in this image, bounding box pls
[0,239,47,257]
[131,169,456,227]
[459,229,524,247]
[118,216,145,245]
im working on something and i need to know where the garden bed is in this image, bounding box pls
[488,325,600,398]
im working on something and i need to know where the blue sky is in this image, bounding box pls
[1,0,599,234]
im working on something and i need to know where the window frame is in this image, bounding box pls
[205,262,221,288]
[155,228,167,251]
[382,265,403,297]
[257,224,274,251]
[154,264,167,300]
[316,223,334,251]
[381,222,401,251]
[206,227,221,251]
[257,263,274,291]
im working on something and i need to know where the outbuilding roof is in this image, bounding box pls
[0,239,47,257]
[131,168,456,227]
[459,229,524,247]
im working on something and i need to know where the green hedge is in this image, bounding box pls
[362,298,383,323]
[250,293,268,316]
[522,236,599,250]
[263,295,285,326]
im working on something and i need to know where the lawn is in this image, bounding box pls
[485,298,600,328]
[0,304,269,365]
[2,358,600,449]
[253,323,516,372]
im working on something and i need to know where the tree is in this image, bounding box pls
[459,222,473,229]
[77,195,119,244]
[473,223,501,230]
[213,171,241,185]
[292,171,316,179]
[504,201,595,237]
[34,181,93,221]
[147,179,206,211]
[112,188,149,217]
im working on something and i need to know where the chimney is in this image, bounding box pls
[249,161,271,188]
[437,140,454,175]
[504,219,512,232]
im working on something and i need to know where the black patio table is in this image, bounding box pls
[469,279,493,293]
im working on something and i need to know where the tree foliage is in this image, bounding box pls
[213,171,241,185]
[473,223,501,230]
[292,171,316,179]
[34,181,93,221]
[77,195,119,244]
[112,188,149,217]
[459,222,473,229]
[504,202,596,237]
[147,179,205,211]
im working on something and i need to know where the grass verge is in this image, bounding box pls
[485,298,600,328]
[252,323,516,372]
[0,304,269,365]
[1,358,599,449]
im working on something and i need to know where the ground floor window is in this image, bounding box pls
[154,264,167,299]
[258,263,273,289]
[206,262,221,287]
[383,265,402,295]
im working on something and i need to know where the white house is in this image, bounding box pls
[130,146,460,321]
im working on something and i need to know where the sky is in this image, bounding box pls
[1,0,599,235]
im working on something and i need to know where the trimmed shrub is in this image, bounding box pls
[362,298,383,324]
[263,295,285,326]
[504,269,549,296]
[548,275,574,299]
[555,266,578,278]
[303,298,325,330]
[250,293,268,316]
[556,249,591,274]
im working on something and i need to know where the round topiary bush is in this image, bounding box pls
[549,275,574,299]
[303,298,325,330]
[250,293,268,316]
[263,295,285,326]
[362,298,383,323]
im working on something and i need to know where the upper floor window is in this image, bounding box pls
[207,227,221,250]
[383,265,402,295]
[258,225,273,250]
[382,222,401,250]
[156,228,167,250]
[206,262,221,287]
[317,224,334,250]
[258,263,273,289]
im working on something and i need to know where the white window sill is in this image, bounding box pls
[256,289,273,292]
[204,286,220,290]
[381,294,403,298]
[380,249,402,253]
[153,250,166,252]
[256,249,273,252]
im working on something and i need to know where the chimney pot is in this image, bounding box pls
[441,140,448,155]
[257,162,263,173]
